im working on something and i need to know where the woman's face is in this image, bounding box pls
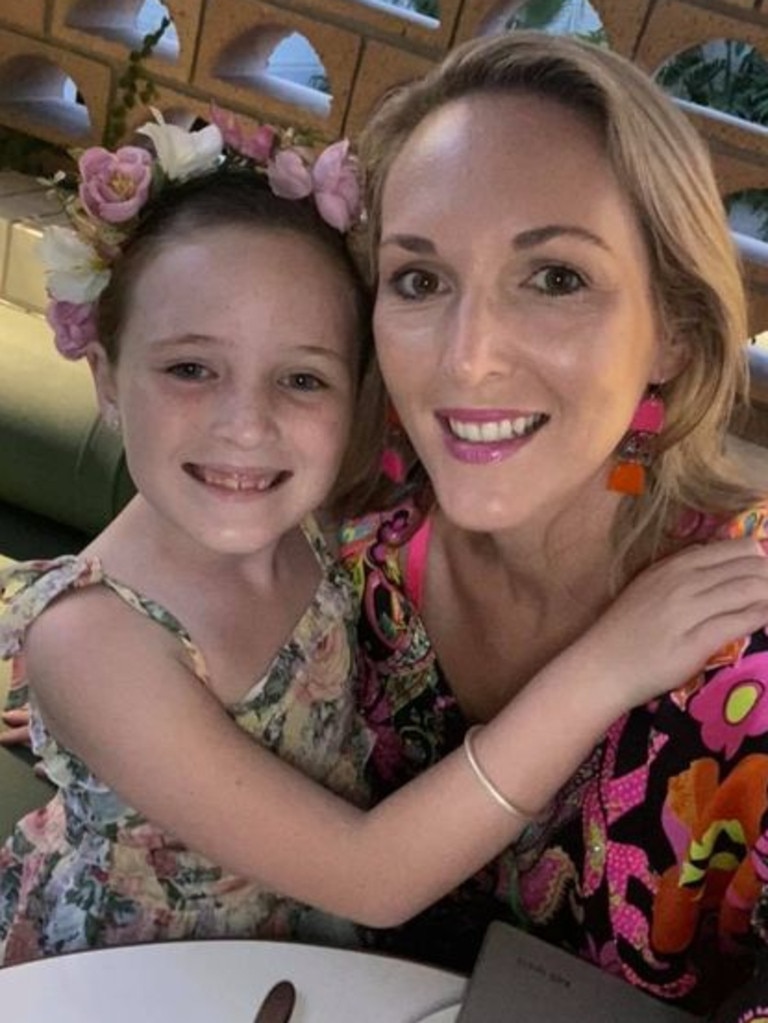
[374,92,683,535]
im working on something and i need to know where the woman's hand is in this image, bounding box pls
[0,705,31,747]
[582,537,768,713]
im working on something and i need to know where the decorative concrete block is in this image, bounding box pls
[0,190,61,312]
[50,0,203,84]
[685,105,768,180]
[194,0,361,136]
[0,28,112,147]
[747,275,768,336]
[635,0,768,75]
[121,82,214,136]
[0,0,47,35]
[5,222,49,312]
[344,38,434,138]
[272,0,462,56]
[453,0,653,57]
[0,172,47,198]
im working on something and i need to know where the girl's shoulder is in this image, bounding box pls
[0,553,207,683]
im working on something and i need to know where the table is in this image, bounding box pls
[0,939,466,1022]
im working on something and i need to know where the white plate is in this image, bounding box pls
[414,1008,461,1023]
[0,941,466,1023]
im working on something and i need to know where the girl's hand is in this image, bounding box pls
[583,537,768,712]
[0,706,32,748]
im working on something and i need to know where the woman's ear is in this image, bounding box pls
[85,342,120,428]
[653,332,691,385]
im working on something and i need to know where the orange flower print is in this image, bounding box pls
[653,755,768,954]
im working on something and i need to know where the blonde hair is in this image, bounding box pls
[357,30,761,577]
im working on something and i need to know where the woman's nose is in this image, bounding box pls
[440,294,512,386]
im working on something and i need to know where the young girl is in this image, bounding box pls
[1,112,767,967]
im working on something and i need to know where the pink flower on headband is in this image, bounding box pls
[210,105,277,163]
[78,146,153,224]
[267,148,313,200]
[311,140,361,233]
[46,300,98,360]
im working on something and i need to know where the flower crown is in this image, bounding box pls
[40,106,362,360]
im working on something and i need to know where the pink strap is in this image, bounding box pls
[402,515,432,611]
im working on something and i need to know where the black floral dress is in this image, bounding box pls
[340,502,768,1018]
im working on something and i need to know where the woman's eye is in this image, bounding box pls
[391,268,445,300]
[282,372,326,392]
[528,266,586,296]
[166,362,211,381]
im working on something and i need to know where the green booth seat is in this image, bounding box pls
[0,303,134,838]
[0,302,134,559]
[0,552,54,844]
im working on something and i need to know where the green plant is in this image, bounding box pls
[726,190,768,244]
[505,0,608,44]
[386,0,439,19]
[656,41,768,126]
[102,16,171,148]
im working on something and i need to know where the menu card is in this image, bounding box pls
[457,922,698,1022]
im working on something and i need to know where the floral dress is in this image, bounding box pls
[340,501,768,1017]
[0,518,372,966]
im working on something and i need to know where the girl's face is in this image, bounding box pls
[374,92,685,537]
[90,225,358,559]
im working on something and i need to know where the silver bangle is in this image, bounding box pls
[463,725,543,823]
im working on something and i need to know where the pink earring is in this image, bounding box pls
[607,386,665,497]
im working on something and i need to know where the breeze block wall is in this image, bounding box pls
[0,0,765,334]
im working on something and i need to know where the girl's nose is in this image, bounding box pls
[210,387,277,447]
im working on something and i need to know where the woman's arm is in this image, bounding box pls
[0,707,30,746]
[25,537,768,928]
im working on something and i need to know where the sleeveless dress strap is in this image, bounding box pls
[402,514,432,612]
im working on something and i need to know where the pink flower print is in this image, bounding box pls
[310,140,362,232]
[78,145,153,223]
[4,916,43,965]
[381,447,406,484]
[209,105,277,163]
[46,299,98,359]
[267,148,313,200]
[294,624,350,705]
[690,654,768,758]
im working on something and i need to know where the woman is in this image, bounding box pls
[340,29,768,1018]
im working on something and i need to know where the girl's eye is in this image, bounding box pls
[282,372,326,392]
[527,266,586,296]
[391,268,445,300]
[166,362,211,381]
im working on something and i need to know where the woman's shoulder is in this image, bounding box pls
[673,498,768,545]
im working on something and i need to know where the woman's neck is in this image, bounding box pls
[423,492,623,721]
[433,485,620,617]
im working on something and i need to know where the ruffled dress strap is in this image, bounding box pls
[0,555,211,687]
[0,556,104,658]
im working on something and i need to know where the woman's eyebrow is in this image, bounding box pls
[512,224,611,252]
[379,234,436,253]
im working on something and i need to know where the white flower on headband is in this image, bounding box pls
[137,110,223,181]
[39,226,110,304]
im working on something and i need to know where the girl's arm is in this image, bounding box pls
[25,537,768,928]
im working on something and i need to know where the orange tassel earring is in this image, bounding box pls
[607,386,665,497]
